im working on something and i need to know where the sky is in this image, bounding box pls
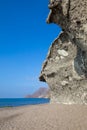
[0,0,61,98]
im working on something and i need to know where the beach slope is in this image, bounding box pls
[0,104,87,130]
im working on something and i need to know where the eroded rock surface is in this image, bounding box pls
[39,0,87,104]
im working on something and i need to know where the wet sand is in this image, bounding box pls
[0,104,87,130]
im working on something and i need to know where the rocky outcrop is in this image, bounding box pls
[39,0,87,104]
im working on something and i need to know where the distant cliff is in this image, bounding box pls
[39,0,87,104]
[25,87,50,98]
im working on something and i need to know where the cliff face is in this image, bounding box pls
[39,0,87,104]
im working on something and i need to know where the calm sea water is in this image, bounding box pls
[0,98,50,108]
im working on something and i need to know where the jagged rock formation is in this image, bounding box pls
[39,0,87,104]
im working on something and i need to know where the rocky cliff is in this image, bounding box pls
[39,0,87,104]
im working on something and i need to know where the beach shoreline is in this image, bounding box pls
[0,104,87,130]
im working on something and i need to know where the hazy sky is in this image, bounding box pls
[0,0,61,98]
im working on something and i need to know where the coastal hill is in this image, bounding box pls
[39,0,87,104]
[25,87,50,98]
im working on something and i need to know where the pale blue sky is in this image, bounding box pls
[0,0,61,98]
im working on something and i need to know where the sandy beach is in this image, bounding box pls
[0,104,87,130]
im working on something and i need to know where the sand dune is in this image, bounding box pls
[0,104,87,130]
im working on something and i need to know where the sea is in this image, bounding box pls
[0,98,50,108]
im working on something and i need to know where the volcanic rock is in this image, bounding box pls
[39,0,87,104]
